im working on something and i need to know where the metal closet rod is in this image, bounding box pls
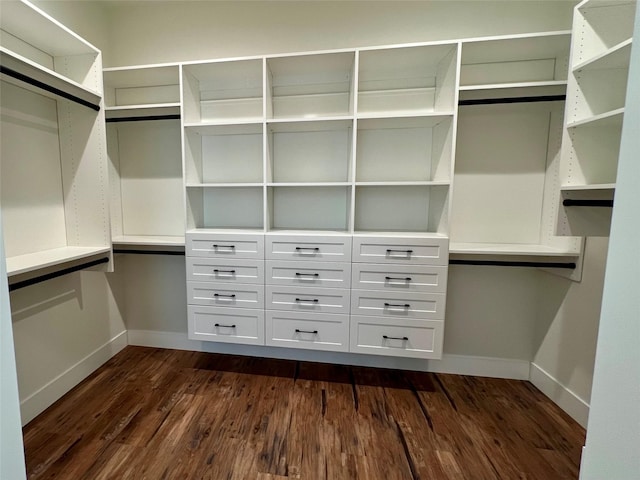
[449,259,576,269]
[563,199,614,207]
[8,257,110,292]
[106,114,181,123]
[113,249,185,256]
[0,65,101,112]
[458,94,566,106]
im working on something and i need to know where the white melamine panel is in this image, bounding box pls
[358,43,458,115]
[187,257,264,284]
[351,263,448,293]
[112,120,184,237]
[266,234,351,262]
[265,260,350,288]
[266,311,349,352]
[268,120,352,183]
[352,236,448,265]
[356,116,453,182]
[267,52,355,119]
[103,65,179,107]
[187,232,263,259]
[350,316,444,359]
[350,290,445,320]
[570,68,629,123]
[451,103,553,244]
[182,59,263,123]
[187,281,264,309]
[187,187,264,230]
[5,246,111,277]
[268,186,350,231]
[354,185,449,234]
[265,285,350,314]
[188,305,264,345]
[0,82,67,257]
[460,33,570,86]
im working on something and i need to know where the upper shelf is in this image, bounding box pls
[566,107,624,128]
[573,38,632,72]
[103,64,180,110]
[6,246,111,278]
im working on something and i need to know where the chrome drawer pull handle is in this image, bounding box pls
[213,244,235,250]
[295,329,318,334]
[384,303,410,308]
[214,293,236,298]
[385,276,412,281]
[214,269,236,274]
[383,335,408,341]
[295,247,320,252]
[295,298,319,303]
[215,323,236,328]
[295,272,319,277]
[386,249,413,254]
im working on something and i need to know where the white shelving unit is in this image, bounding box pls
[0,0,111,283]
[557,0,636,237]
[451,31,583,267]
[104,63,184,249]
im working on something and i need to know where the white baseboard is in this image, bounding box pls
[530,362,590,428]
[20,330,128,426]
[127,329,530,380]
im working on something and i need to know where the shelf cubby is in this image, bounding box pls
[267,119,352,183]
[357,43,458,116]
[184,123,264,185]
[354,185,449,234]
[187,186,264,230]
[460,32,570,88]
[355,115,453,183]
[266,51,355,120]
[103,64,180,114]
[182,59,263,124]
[268,186,350,232]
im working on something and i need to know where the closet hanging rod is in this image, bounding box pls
[106,114,181,123]
[449,259,576,269]
[563,199,614,207]
[113,249,185,256]
[8,257,110,292]
[458,95,566,106]
[0,65,101,112]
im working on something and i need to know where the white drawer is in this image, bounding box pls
[188,305,264,345]
[351,264,447,293]
[266,285,350,314]
[266,260,351,289]
[266,311,349,352]
[352,236,448,265]
[187,281,264,309]
[187,258,264,284]
[266,235,352,262]
[350,290,445,320]
[187,232,264,259]
[350,316,443,359]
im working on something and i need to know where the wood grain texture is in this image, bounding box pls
[23,346,586,480]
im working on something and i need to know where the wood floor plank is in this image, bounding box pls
[22,346,586,480]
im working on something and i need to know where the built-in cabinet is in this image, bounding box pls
[557,0,637,236]
[0,0,111,286]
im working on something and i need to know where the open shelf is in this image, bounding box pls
[112,235,185,247]
[267,51,355,119]
[183,59,263,124]
[105,103,181,120]
[103,64,180,110]
[358,43,458,116]
[574,38,632,72]
[449,242,580,257]
[187,186,264,230]
[6,246,111,278]
[356,115,453,183]
[566,108,624,129]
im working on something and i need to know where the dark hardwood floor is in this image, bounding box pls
[22,346,585,479]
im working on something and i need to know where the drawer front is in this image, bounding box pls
[187,282,264,309]
[266,285,350,314]
[350,290,445,320]
[187,258,264,284]
[352,236,448,265]
[350,316,444,359]
[266,311,349,352]
[188,305,264,345]
[351,264,447,293]
[266,235,352,262]
[266,260,351,289]
[187,233,264,259]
